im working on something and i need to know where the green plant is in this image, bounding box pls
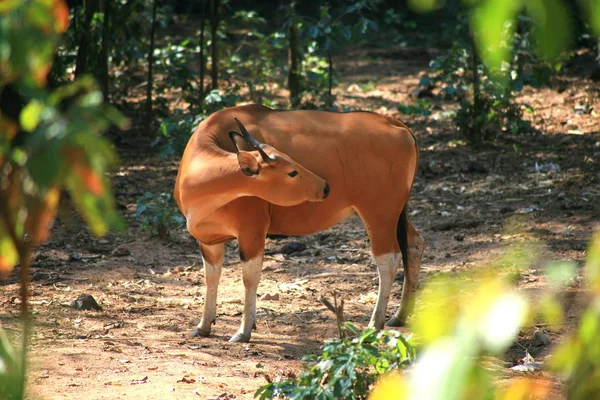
[397,99,434,116]
[551,232,600,399]
[1,1,127,399]
[158,89,238,158]
[254,323,415,400]
[135,192,184,239]
[427,12,534,143]
[0,328,24,400]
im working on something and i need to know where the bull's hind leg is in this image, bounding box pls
[387,218,424,327]
[356,208,402,331]
[191,243,225,337]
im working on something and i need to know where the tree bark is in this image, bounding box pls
[210,0,219,90]
[146,0,158,125]
[100,0,111,101]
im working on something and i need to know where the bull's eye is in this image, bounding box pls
[288,170,298,178]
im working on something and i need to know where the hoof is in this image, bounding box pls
[386,316,406,327]
[190,328,211,338]
[228,332,251,343]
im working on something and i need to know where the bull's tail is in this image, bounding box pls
[397,205,409,278]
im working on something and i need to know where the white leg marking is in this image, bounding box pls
[196,253,223,336]
[230,257,263,342]
[368,252,400,330]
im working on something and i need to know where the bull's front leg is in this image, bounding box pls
[387,220,424,327]
[229,234,266,343]
[191,243,224,337]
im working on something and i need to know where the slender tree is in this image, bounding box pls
[75,0,94,78]
[199,0,207,104]
[288,20,301,107]
[100,0,112,101]
[210,0,219,90]
[146,0,158,124]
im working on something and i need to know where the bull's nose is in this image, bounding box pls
[323,183,330,199]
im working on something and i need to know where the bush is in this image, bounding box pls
[427,13,540,143]
[135,192,184,239]
[254,323,415,400]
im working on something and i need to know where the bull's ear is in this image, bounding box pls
[237,151,260,176]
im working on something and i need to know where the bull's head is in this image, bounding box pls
[228,117,329,205]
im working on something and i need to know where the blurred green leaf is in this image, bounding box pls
[479,292,527,353]
[586,231,600,292]
[409,0,445,13]
[525,0,572,61]
[0,327,25,400]
[19,100,44,132]
[544,261,577,289]
[0,227,18,273]
[0,0,20,14]
[472,0,521,71]
[539,293,564,326]
[25,138,61,189]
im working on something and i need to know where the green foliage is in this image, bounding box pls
[397,99,434,116]
[1,1,127,399]
[1,0,126,271]
[254,323,415,400]
[427,13,535,142]
[0,328,24,400]
[551,232,600,400]
[158,89,239,158]
[135,192,184,239]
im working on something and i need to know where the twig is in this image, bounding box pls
[319,291,345,339]
[307,271,376,279]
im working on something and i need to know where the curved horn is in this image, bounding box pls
[233,117,275,163]
[228,131,244,152]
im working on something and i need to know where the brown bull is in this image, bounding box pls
[174,104,424,342]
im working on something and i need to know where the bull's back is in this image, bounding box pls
[231,107,419,235]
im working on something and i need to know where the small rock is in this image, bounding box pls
[112,247,131,257]
[467,160,489,174]
[454,233,465,242]
[70,294,102,311]
[69,252,82,261]
[511,362,542,373]
[260,293,280,301]
[280,242,307,255]
[533,330,550,346]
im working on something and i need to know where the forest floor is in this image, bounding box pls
[1,44,600,400]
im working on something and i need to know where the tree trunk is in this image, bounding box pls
[199,0,206,104]
[146,0,158,126]
[100,0,111,101]
[470,31,482,143]
[327,51,333,100]
[288,21,300,107]
[75,0,93,78]
[210,0,219,90]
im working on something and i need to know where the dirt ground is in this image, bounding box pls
[2,46,600,400]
